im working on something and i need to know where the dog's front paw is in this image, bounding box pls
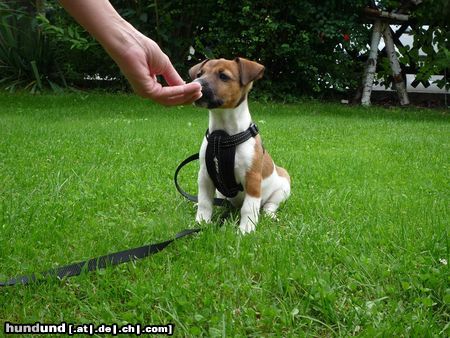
[239,219,256,234]
[196,208,212,223]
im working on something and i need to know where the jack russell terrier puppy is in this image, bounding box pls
[189,57,291,234]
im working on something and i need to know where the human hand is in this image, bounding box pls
[113,36,202,105]
[59,0,202,106]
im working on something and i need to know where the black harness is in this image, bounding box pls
[205,123,259,198]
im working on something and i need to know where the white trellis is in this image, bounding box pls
[361,1,423,106]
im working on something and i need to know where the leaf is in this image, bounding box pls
[401,281,410,291]
[139,13,148,23]
[420,297,434,307]
[443,294,450,305]
[30,60,42,90]
[189,326,202,335]
[48,79,63,93]
[194,313,205,322]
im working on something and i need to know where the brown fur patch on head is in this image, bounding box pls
[203,59,245,108]
[189,58,265,109]
[189,59,209,80]
[235,57,265,86]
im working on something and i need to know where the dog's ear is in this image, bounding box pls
[189,59,209,80]
[235,57,265,86]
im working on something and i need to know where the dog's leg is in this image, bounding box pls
[196,167,215,223]
[239,173,262,234]
[263,174,291,219]
[239,195,261,233]
[262,189,285,219]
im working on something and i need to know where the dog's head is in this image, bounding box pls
[189,57,265,109]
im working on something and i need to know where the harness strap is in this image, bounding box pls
[174,153,229,207]
[205,123,259,147]
[205,123,259,198]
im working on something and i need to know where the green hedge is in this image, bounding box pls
[1,1,448,99]
[110,0,370,99]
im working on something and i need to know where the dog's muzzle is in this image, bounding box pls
[194,79,223,109]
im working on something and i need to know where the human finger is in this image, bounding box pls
[152,88,203,106]
[161,61,186,87]
[149,82,201,99]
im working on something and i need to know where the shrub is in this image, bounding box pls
[37,6,124,89]
[0,2,61,92]
[1,0,448,97]
[191,0,369,99]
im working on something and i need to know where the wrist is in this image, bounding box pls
[95,16,141,58]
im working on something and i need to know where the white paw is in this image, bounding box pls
[239,219,256,234]
[196,209,212,223]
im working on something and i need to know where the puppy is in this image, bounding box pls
[189,57,290,234]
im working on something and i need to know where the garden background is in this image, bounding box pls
[0,1,449,337]
[1,0,449,100]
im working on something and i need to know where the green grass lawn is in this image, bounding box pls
[0,93,448,336]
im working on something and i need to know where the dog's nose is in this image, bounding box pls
[192,79,223,108]
[194,78,206,90]
[194,80,212,101]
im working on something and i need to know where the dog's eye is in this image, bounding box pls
[219,72,230,81]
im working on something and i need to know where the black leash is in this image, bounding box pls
[174,153,229,207]
[1,153,217,287]
[0,228,201,287]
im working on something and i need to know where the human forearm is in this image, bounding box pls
[59,0,137,58]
